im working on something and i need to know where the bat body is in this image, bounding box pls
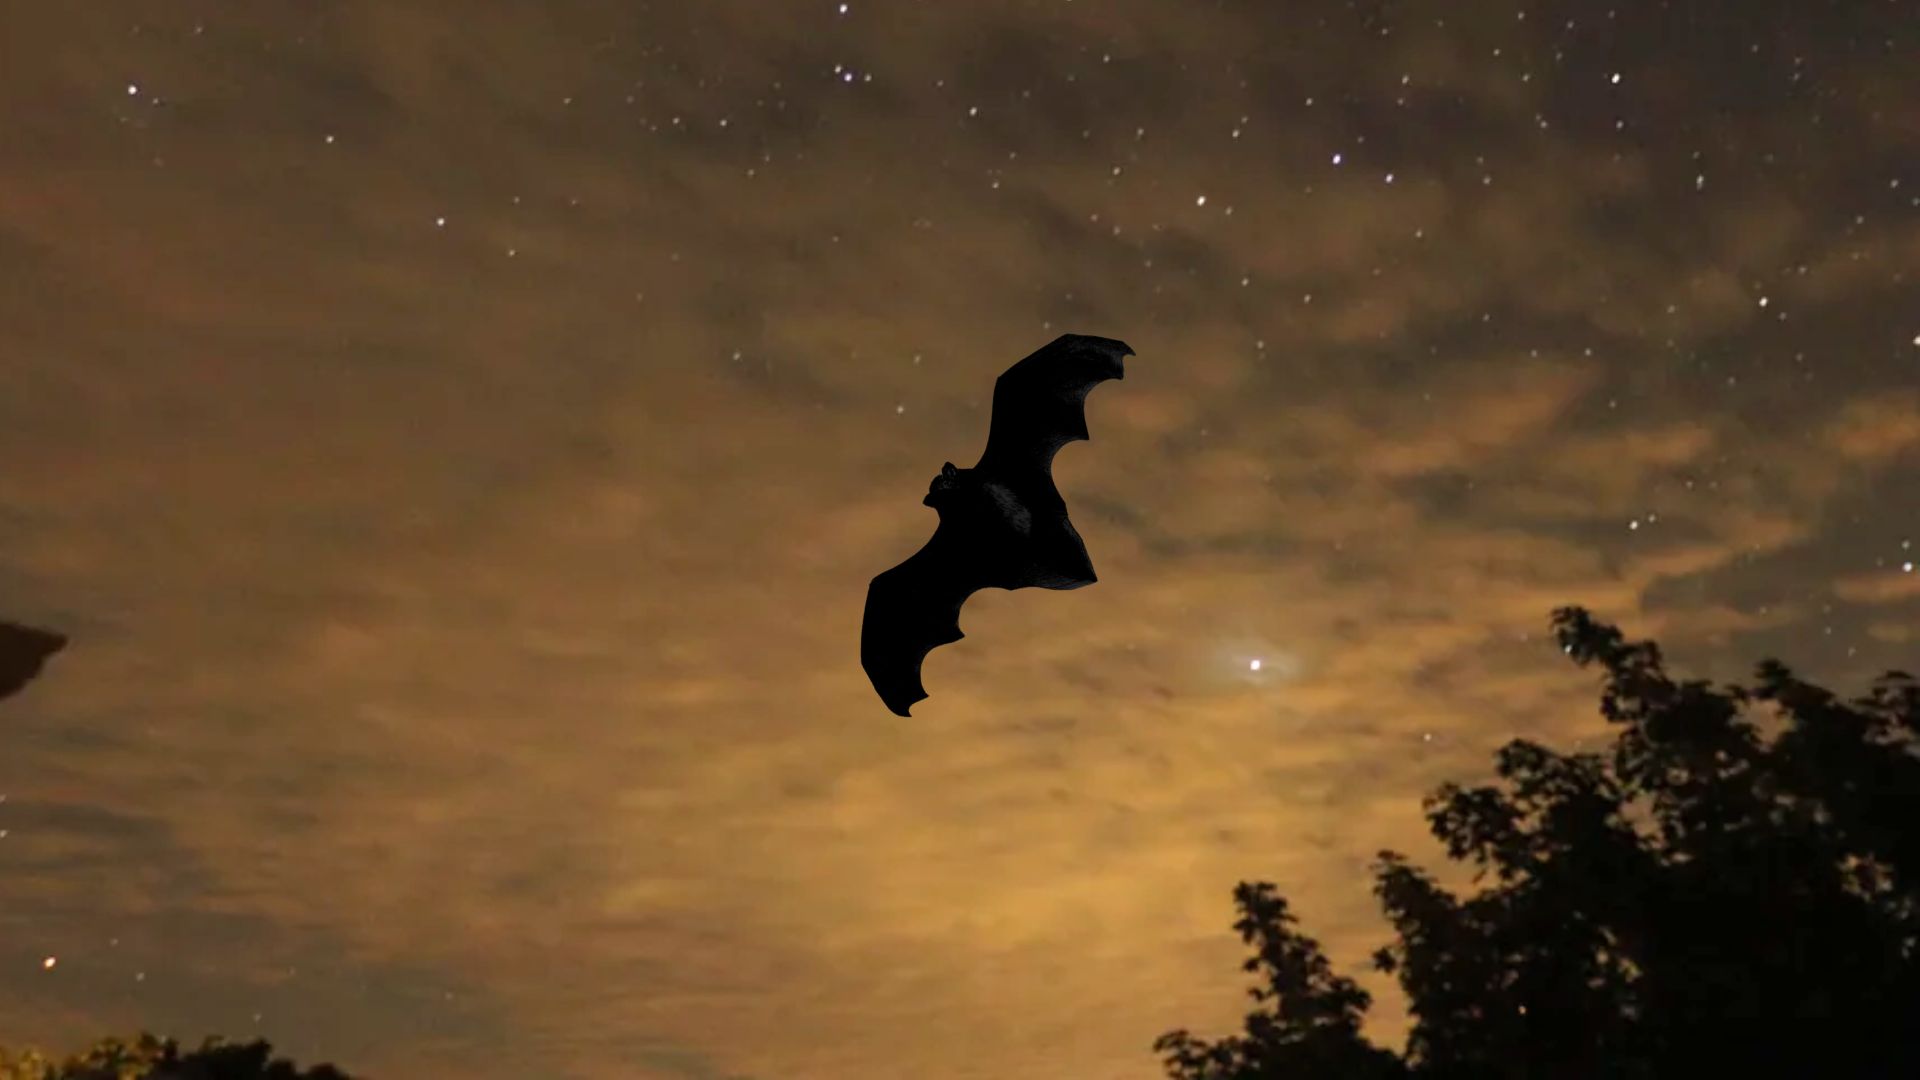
[861,333,1133,716]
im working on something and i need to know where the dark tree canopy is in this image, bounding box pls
[0,1034,355,1080]
[1159,606,1920,1080]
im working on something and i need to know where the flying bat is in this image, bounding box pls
[861,333,1133,716]
[0,620,66,704]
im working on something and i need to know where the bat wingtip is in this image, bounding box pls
[1055,333,1133,358]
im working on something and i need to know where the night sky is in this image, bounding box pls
[3,2,1917,1077]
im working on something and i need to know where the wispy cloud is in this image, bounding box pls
[2,3,1915,1078]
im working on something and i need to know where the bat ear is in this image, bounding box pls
[941,461,958,477]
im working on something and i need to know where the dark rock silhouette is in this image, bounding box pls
[1159,606,1920,1080]
[0,620,65,703]
[861,333,1133,716]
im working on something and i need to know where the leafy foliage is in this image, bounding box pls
[1154,882,1405,1080]
[0,1034,353,1080]
[1161,607,1920,1079]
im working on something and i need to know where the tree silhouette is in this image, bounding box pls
[1159,606,1920,1079]
[0,1033,354,1080]
[1154,882,1406,1080]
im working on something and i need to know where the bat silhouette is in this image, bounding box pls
[861,333,1133,716]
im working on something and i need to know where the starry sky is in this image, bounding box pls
[2,2,1917,1078]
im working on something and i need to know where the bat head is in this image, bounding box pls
[922,461,970,509]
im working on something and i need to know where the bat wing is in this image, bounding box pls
[972,333,1132,485]
[862,333,1134,716]
[861,524,995,717]
[0,621,67,703]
